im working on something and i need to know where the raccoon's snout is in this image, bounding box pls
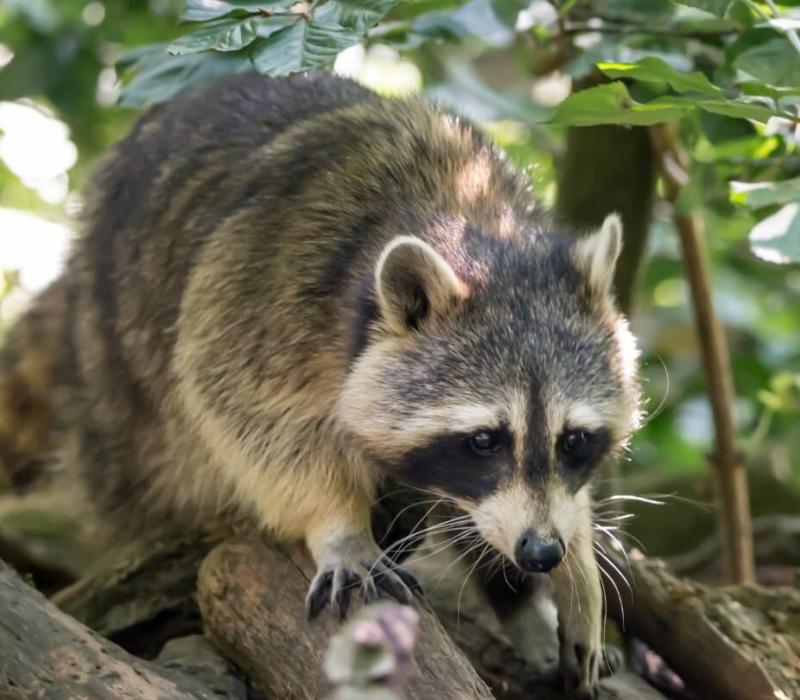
[514,530,565,573]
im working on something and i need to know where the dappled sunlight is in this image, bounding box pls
[0,208,71,320]
[0,101,77,205]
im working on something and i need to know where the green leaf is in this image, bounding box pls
[425,59,555,124]
[551,82,691,126]
[592,0,675,23]
[409,0,516,47]
[250,19,359,75]
[674,0,734,17]
[553,81,785,128]
[489,0,530,27]
[598,57,723,97]
[731,176,800,209]
[181,0,297,22]
[739,80,800,101]
[749,202,800,263]
[695,98,779,122]
[314,0,397,33]
[119,45,252,106]
[735,37,800,88]
[170,17,291,54]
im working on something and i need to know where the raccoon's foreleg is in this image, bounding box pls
[304,507,420,620]
[550,505,603,699]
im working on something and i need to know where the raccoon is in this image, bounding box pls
[1,72,640,695]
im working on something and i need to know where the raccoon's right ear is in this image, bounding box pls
[375,236,468,334]
[571,213,623,297]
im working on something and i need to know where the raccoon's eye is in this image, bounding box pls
[468,430,500,456]
[560,429,588,456]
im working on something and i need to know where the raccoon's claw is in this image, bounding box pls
[307,569,335,620]
[306,559,417,621]
[394,567,424,598]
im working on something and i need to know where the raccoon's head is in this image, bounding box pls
[338,214,640,573]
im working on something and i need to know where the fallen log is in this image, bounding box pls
[53,534,218,658]
[43,529,667,699]
[602,550,800,700]
[0,558,247,699]
[196,536,495,699]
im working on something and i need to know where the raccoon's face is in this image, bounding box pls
[338,214,640,573]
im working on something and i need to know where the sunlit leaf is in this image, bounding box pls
[250,18,359,75]
[598,57,722,97]
[551,82,691,126]
[766,17,800,32]
[674,0,734,17]
[749,202,800,264]
[731,176,800,209]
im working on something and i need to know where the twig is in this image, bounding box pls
[561,21,736,39]
[648,123,755,585]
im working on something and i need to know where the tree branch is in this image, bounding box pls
[649,123,755,584]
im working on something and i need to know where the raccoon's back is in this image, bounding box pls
[0,73,377,516]
[72,73,379,406]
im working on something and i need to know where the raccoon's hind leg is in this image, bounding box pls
[304,502,421,621]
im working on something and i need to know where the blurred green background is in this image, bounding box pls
[1,0,799,569]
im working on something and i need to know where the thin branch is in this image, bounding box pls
[649,123,755,585]
[561,20,737,39]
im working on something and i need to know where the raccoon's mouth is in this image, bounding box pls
[370,486,551,577]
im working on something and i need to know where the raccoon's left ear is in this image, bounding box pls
[571,213,623,296]
[375,236,468,334]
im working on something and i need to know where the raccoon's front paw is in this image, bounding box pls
[558,626,602,699]
[306,551,421,621]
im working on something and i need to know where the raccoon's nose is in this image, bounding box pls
[514,531,565,573]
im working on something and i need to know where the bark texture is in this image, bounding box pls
[603,552,799,700]
[0,558,246,700]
